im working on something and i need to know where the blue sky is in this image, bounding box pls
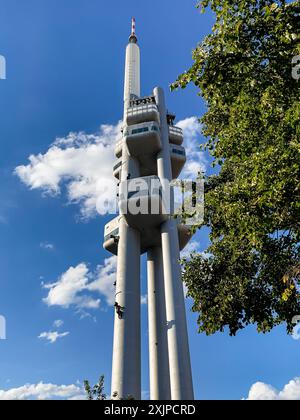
[0,0,299,400]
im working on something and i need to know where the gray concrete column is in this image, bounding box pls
[154,87,194,400]
[147,247,171,400]
[111,217,141,400]
[111,104,141,399]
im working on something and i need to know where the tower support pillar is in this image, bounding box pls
[154,87,194,400]
[147,246,171,400]
[111,217,141,400]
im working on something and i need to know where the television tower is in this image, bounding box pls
[104,19,194,400]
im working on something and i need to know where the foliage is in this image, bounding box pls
[172,0,300,335]
[84,376,135,401]
[84,376,106,400]
[112,392,135,400]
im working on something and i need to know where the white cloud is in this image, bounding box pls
[38,331,69,344]
[40,242,54,251]
[43,257,117,311]
[0,382,85,400]
[88,256,117,306]
[246,377,300,400]
[15,123,121,219]
[177,117,207,179]
[43,263,100,310]
[15,117,207,219]
[53,320,64,328]
[141,295,148,305]
[181,240,201,259]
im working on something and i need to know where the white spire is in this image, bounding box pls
[132,17,136,36]
[124,18,140,102]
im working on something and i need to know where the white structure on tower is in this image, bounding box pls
[104,19,194,400]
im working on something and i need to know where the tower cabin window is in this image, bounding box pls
[172,149,185,156]
[132,127,149,135]
[130,96,156,107]
[131,125,158,136]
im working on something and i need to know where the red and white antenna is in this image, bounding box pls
[131,17,136,36]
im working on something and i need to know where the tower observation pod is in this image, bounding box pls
[104,19,194,401]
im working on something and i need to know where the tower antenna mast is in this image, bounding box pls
[131,17,136,35]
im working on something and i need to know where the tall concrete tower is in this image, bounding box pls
[104,19,194,401]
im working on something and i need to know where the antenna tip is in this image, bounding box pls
[131,17,136,35]
[129,17,137,43]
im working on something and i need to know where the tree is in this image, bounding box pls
[172,0,300,335]
[84,376,135,400]
[112,392,135,400]
[84,376,106,400]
